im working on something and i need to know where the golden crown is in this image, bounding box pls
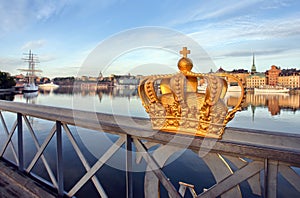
[138,47,245,139]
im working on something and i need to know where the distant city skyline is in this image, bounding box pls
[0,0,300,78]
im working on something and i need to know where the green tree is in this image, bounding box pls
[0,71,16,89]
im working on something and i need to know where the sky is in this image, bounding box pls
[0,0,300,78]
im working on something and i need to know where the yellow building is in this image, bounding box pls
[246,73,266,88]
[217,68,250,86]
[278,74,300,89]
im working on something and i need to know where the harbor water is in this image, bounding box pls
[0,87,300,197]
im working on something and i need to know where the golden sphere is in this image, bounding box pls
[178,57,193,72]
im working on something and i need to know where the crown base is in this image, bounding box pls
[151,117,225,139]
[152,126,224,139]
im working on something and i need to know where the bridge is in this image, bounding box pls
[0,100,299,197]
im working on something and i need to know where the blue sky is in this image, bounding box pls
[0,0,300,78]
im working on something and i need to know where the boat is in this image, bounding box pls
[38,82,59,91]
[254,85,290,93]
[18,50,42,93]
[23,83,39,92]
[39,82,59,88]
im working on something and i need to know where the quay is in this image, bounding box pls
[0,100,300,197]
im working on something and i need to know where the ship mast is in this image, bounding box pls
[19,50,42,84]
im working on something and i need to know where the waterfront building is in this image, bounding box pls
[230,69,250,85]
[278,69,300,89]
[245,54,266,88]
[113,74,140,88]
[246,73,266,88]
[80,76,89,81]
[266,65,281,86]
[216,67,252,87]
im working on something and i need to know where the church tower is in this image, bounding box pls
[251,53,257,74]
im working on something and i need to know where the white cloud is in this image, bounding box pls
[168,0,263,28]
[0,0,69,35]
[260,0,292,9]
[21,40,47,50]
[195,0,262,21]
[188,13,300,50]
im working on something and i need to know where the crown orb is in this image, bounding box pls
[178,57,193,72]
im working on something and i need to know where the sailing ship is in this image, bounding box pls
[18,50,42,92]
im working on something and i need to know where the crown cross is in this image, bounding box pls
[180,47,190,58]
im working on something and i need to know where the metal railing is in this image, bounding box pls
[0,100,300,197]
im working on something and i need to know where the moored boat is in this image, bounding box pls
[18,50,42,93]
[39,82,59,88]
[23,83,39,92]
[38,82,59,90]
[254,86,290,93]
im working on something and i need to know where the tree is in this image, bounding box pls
[0,71,16,89]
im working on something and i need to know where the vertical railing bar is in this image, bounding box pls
[0,113,18,161]
[63,124,107,198]
[68,135,126,197]
[23,115,58,188]
[266,160,278,198]
[56,121,64,197]
[133,138,181,198]
[264,158,268,198]
[26,124,56,172]
[17,113,24,171]
[126,134,133,198]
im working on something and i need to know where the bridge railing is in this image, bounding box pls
[0,100,299,197]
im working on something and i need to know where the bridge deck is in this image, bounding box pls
[0,160,54,198]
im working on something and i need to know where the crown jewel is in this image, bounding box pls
[138,47,245,139]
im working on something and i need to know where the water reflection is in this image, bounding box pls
[3,87,300,118]
[226,92,300,116]
[0,93,14,101]
[39,86,139,101]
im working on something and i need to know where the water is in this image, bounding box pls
[12,87,300,134]
[1,87,300,197]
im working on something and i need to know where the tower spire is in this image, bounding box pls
[251,53,256,74]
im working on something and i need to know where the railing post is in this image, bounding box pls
[56,121,64,197]
[126,135,133,198]
[17,113,23,171]
[264,158,268,198]
[264,158,278,198]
